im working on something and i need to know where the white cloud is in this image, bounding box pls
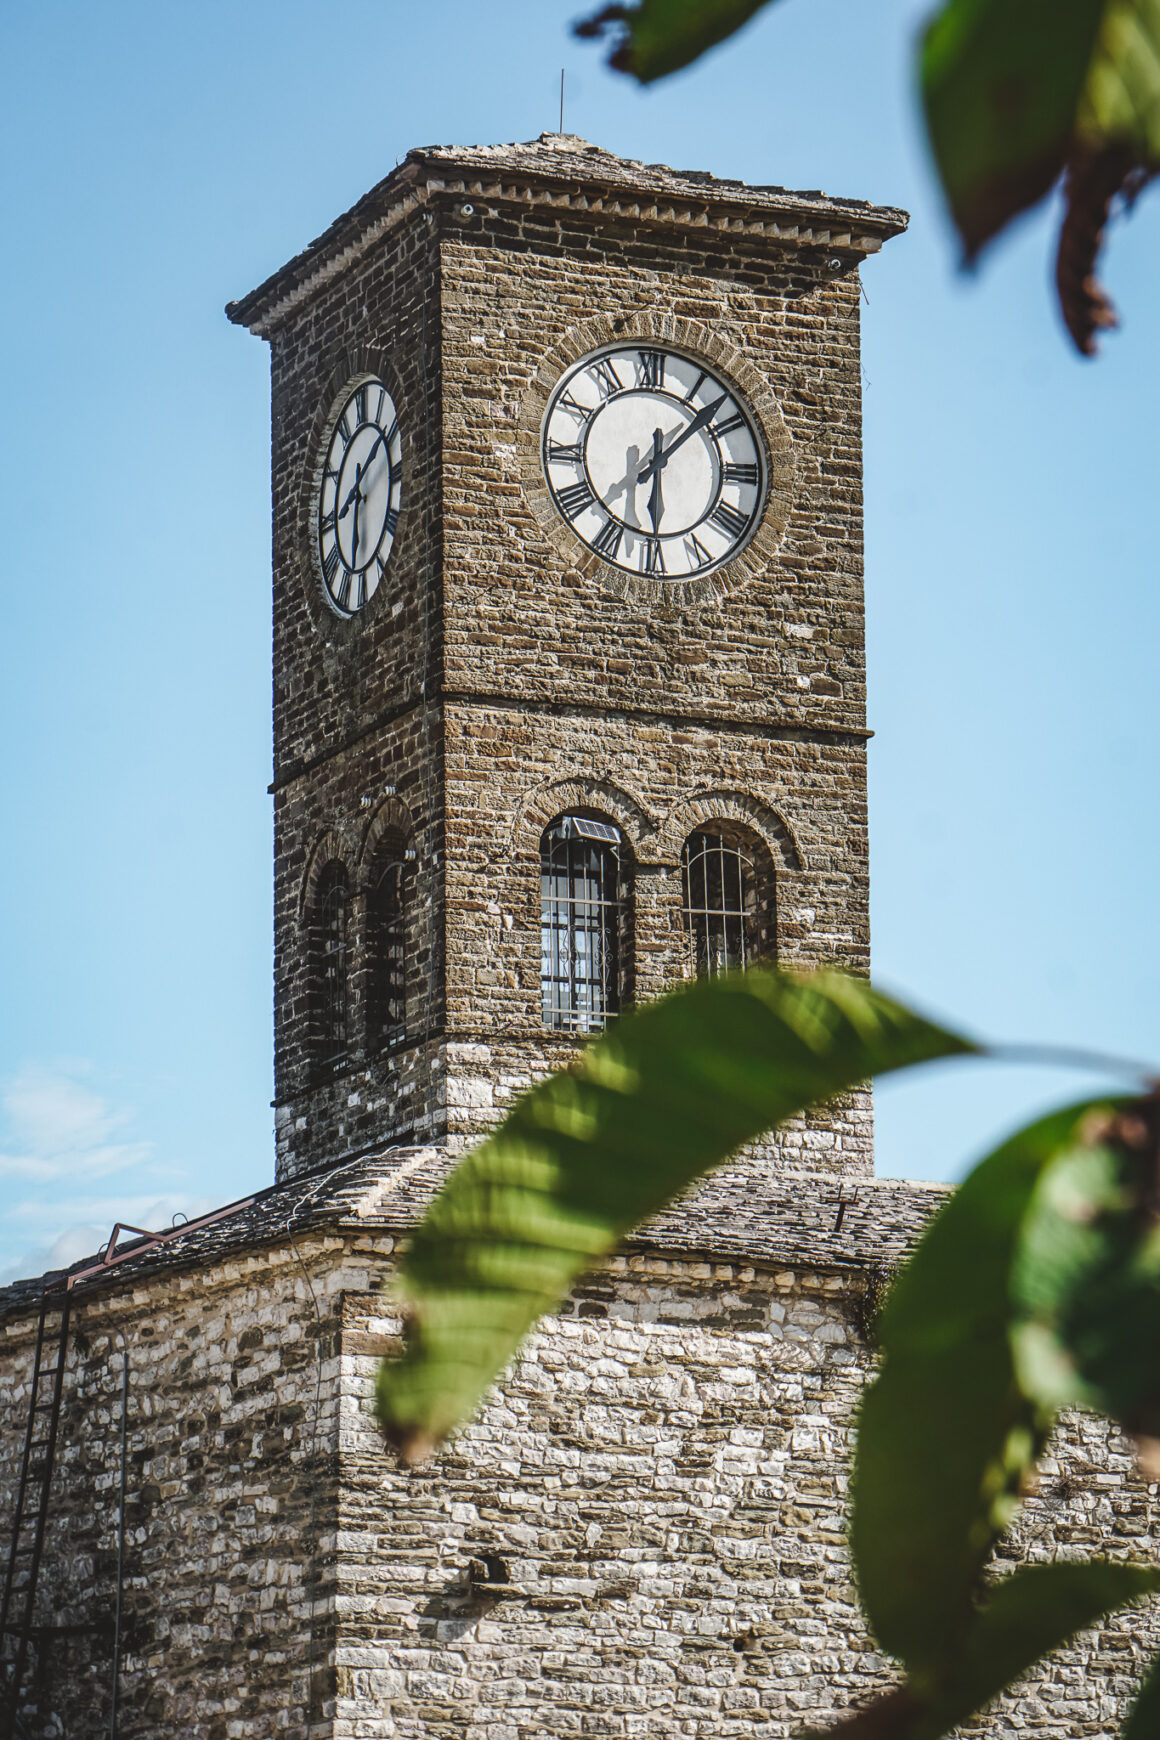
[0,1063,151,1182]
[0,1065,213,1284]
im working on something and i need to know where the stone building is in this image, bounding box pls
[1,135,1156,1740]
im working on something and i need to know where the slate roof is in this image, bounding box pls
[226,132,908,335]
[0,1146,948,1321]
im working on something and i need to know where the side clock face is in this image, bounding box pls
[541,345,766,580]
[317,377,403,617]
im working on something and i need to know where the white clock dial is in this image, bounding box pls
[541,345,766,579]
[317,377,403,617]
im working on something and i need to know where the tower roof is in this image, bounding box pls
[226,133,908,338]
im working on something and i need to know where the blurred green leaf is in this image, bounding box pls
[1121,1645,1160,1740]
[1012,1095,1160,1436]
[920,0,1106,259]
[573,0,777,83]
[375,969,974,1460]
[852,1099,1129,1671]
[924,1560,1160,1737]
[1077,0,1160,157]
[801,1561,1159,1740]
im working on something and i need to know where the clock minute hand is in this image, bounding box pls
[646,427,664,533]
[637,392,728,486]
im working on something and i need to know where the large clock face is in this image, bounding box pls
[316,377,403,617]
[541,345,766,580]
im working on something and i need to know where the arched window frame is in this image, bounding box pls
[312,862,350,1076]
[367,842,412,1054]
[680,823,776,978]
[540,813,630,1034]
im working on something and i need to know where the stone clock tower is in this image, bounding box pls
[227,133,907,1184]
[5,140,1150,1740]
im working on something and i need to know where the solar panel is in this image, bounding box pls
[569,816,621,845]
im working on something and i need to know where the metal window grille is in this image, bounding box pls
[541,816,622,1033]
[371,858,408,1050]
[316,869,349,1070]
[681,830,753,977]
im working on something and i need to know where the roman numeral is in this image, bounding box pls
[384,416,399,449]
[724,462,759,486]
[375,385,387,422]
[641,536,665,575]
[713,410,745,437]
[711,501,749,538]
[354,385,367,424]
[590,358,622,399]
[685,533,712,569]
[558,389,594,424]
[384,506,399,538]
[547,439,584,465]
[319,508,337,534]
[638,350,665,389]
[355,572,367,609]
[322,543,340,585]
[338,412,352,442]
[592,518,623,561]
[557,479,594,521]
[685,370,707,404]
[335,569,352,610]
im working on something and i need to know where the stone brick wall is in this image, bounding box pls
[336,1244,1160,1740]
[3,1181,1157,1738]
[255,141,879,1181]
[0,1234,358,1739]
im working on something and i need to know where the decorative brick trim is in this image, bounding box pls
[298,830,351,919]
[356,795,417,884]
[515,309,794,608]
[508,773,661,860]
[662,787,805,873]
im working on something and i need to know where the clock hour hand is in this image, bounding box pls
[637,392,728,486]
[338,460,365,520]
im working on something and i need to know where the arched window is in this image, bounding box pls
[314,864,349,1074]
[681,826,774,977]
[369,851,410,1051]
[540,815,625,1033]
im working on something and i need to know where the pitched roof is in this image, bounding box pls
[226,133,908,336]
[0,1145,946,1321]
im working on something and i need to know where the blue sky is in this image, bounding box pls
[1,0,1157,1281]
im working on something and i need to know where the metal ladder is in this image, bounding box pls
[0,1280,72,1739]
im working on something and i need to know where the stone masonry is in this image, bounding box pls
[1,1155,1157,1738]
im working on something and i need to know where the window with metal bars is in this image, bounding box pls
[540,815,625,1033]
[314,864,349,1074]
[681,826,772,977]
[370,854,409,1051]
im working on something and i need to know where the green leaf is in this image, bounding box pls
[852,1099,1127,1673]
[1077,0,1160,159]
[375,969,974,1460]
[920,0,1107,259]
[1012,1094,1160,1436]
[799,1562,1159,1740]
[573,0,778,84]
[1121,1645,1160,1740]
[925,1561,1160,1739]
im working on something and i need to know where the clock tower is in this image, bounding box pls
[226,134,906,1183]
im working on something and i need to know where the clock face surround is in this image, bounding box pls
[541,344,767,581]
[316,376,403,618]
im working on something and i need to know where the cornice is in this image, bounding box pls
[227,136,909,340]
